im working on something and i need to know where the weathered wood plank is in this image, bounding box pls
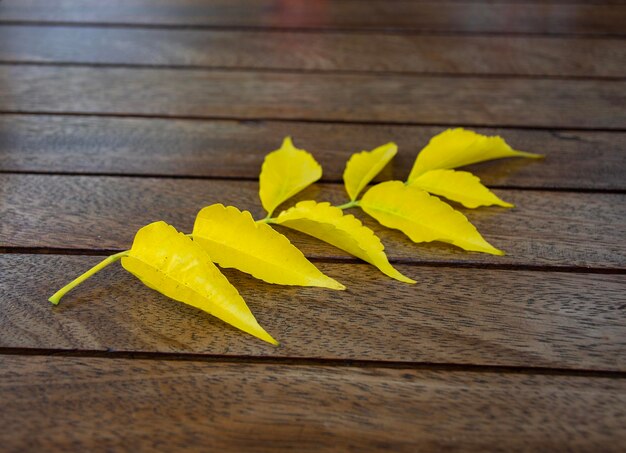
[1,355,624,452]
[2,26,624,77]
[1,175,624,269]
[1,115,624,190]
[2,254,625,370]
[1,66,624,129]
[0,0,624,36]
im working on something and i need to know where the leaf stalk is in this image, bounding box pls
[336,200,360,210]
[48,251,129,305]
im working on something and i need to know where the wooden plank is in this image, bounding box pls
[1,174,624,269]
[2,254,625,371]
[1,355,624,452]
[1,66,624,129]
[2,26,625,78]
[0,0,624,36]
[1,115,624,191]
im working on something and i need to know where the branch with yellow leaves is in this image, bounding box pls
[49,128,542,345]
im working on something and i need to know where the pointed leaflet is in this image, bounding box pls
[259,137,322,216]
[360,181,503,255]
[192,204,344,290]
[343,142,397,201]
[408,128,542,181]
[409,169,513,209]
[121,221,278,345]
[274,200,414,284]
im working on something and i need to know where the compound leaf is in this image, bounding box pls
[193,204,345,290]
[408,169,513,209]
[360,181,504,255]
[121,221,278,345]
[259,136,322,216]
[275,200,414,284]
[343,142,397,201]
[408,128,542,181]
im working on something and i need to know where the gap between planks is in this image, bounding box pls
[1,347,625,379]
[0,111,624,133]
[0,20,624,39]
[1,170,625,195]
[1,60,625,82]
[1,19,624,38]
[2,247,626,275]
[0,61,624,82]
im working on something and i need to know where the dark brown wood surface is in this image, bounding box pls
[2,175,624,269]
[1,0,625,35]
[2,254,625,371]
[1,115,624,190]
[2,66,625,129]
[1,1,624,450]
[2,25,625,77]
[1,355,625,453]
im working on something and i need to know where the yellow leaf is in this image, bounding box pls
[408,169,513,209]
[408,128,542,180]
[360,181,504,255]
[193,204,345,290]
[275,200,415,284]
[121,221,278,345]
[259,137,322,216]
[343,142,397,201]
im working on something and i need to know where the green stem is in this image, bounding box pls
[49,251,129,305]
[257,200,361,223]
[336,200,360,210]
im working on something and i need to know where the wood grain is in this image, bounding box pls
[1,0,624,36]
[2,254,625,371]
[1,66,625,129]
[2,25,625,77]
[1,174,624,269]
[1,355,624,452]
[1,115,624,190]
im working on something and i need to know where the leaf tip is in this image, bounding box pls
[324,278,346,291]
[489,247,506,256]
[473,239,505,256]
[255,328,280,346]
[398,275,417,284]
[468,242,505,256]
[384,265,416,284]
[516,150,545,160]
[493,198,515,208]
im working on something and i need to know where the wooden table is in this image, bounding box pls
[1,1,625,451]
